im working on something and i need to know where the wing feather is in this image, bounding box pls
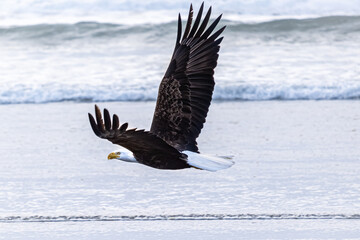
[150,3,225,152]
[103,109,111,131]
[194,6,211,38]
[89,105,185,168]
[181,4,193,41]
[112,114,119,130]
[188,2,204,38]
[119,122,128,132]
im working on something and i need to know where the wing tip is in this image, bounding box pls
[119,122,128,132]
[88,112,101,137]
[94,104,99,112]
[103,108,111,130]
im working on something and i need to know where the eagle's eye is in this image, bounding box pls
[116,152,121,155]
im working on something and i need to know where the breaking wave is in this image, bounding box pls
[0,83,359,104]
[1,16,360,43]
[1,15,359,105]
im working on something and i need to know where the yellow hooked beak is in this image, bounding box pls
[107,152,120,160]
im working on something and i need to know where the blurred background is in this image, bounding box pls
[1,0,360,104]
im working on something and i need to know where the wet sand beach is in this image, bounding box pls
[1,100,360,239]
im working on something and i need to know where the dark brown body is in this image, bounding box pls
[134,152,190,170]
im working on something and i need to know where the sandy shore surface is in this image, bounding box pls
[1,100,360,239]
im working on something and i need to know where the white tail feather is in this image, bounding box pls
[183,151,235,172]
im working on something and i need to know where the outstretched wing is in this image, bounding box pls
[89,105,183,167]
[150,3,225,152]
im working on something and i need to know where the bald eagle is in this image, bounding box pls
[88,3,234,171]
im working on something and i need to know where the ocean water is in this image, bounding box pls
[1,1,360,103]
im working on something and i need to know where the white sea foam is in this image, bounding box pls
[213,84,360,101]
[1,83,359,104]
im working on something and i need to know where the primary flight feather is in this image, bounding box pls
[88,3,234,171]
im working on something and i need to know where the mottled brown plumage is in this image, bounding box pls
[89,3,225,169]
[151,3,225,152]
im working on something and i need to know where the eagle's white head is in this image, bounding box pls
[107,149,137,163]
